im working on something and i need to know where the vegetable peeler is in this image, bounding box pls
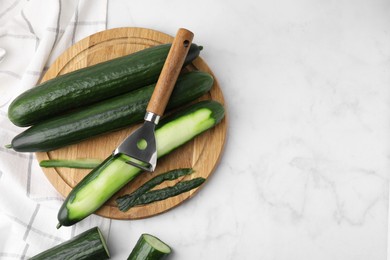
[113,28,194,172]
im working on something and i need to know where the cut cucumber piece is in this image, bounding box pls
[30,226,110,260]
[127,234,171,260]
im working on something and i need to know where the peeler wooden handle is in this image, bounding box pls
[146,28,194,117]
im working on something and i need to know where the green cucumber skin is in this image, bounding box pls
[30,227,109,260]
[57,101,225,227]
[116,168,193,211]
[57,155,127,226]
[134,178,206,206]
[118,178,205,211]
[39,159,103,169]
[127,234,171,260]
[10,71,213,152]
[8,43,201,127]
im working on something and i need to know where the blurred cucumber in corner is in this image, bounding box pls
[29,227,110,260]
[128,234,172,260]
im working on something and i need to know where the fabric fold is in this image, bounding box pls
[0,0,110,257]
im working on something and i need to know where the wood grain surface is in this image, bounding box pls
[147,28,194,116]
[35,27,227,220]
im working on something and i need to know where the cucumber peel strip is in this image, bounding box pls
[121,177,206,210]
[40,159,103,169]
[116,168,194,211]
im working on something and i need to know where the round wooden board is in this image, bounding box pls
[36,27,227,220]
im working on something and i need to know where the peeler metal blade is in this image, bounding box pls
[113,119,158,172]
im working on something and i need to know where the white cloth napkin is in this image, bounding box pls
[0,0,111,258]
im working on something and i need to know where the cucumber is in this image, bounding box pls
[30,226,110,260]
[127,234,171,260]
[57,100,224,227]
[118,177,205,211]
[8,43,202,127]
[9,71,213,152]
[40,159,103,169]
[116,168,193,211]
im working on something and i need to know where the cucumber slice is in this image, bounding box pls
[127,234,171,260]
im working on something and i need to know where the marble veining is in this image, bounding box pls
[104,0,390,259]
[0,0,387,259]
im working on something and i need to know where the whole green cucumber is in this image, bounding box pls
[9,71,213,152]
[57,100,225,227]
[127,234,171,260]
[30,226,110,260]
[8,43,202,127]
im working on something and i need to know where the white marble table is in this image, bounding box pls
[105,0,390,259]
